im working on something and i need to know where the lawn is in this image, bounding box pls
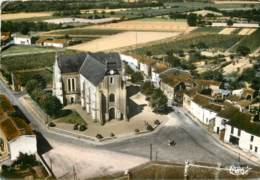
[132,32,241,56]
[55,110,86,125]
[2,45,56,57]
[1,49,77,72]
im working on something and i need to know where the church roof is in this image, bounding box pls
[79,52,122,86]
[58,53,86,74]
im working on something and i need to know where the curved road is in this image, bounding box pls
[0,80,254,166]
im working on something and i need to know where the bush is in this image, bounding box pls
[110,133,115,137]
[146,124,154,131]
[154,120,160,125]
[79,125,87,131]
[48,122,56,127]
[135,129,140,133]
[73,123,79,130]
[96,134,103,139]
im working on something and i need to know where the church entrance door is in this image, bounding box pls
[109,108,115,120]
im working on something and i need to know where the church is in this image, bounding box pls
[53,52,127,125]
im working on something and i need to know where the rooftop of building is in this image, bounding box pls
[195,79,222,87]
[152,63,169,73]
[192,94,223,112]
[0,117,33,141]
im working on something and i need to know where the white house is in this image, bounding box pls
[13,35,31,45]
[224,124,260,158]
[151,63,168,87]
[9,135,37,161]
[43,39,67,48]
[0,118,37,161]
[183,93,222,125]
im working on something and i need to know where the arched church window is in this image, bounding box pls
[109,94,115,102]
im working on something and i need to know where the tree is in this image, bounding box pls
[237,46,251,56]
[200,70,223,81]
[187,13,198,27]
[141,81,154,96]
[131,72,144,84]
[227,19,233,26]
[150,88,168,112]
[25,79,38,94]
[41,94,62,117]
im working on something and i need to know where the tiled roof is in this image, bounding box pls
[192,94,222,112]
[80,52,122,86]
[0,118,33,141]
[195,79,222,87]
[152,63,169,73]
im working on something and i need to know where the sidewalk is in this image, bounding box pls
[180,107,260,166]
[18,94,170,145]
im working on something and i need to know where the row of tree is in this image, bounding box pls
[1,21,63,35]
[3,1,162,13]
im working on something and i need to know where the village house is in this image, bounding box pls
[43,39,67,48]
[195,79,222,96]
[183,92,223,125]
[151,63,169,88]
[222,108,260,158]
[0,118,37,161]
[53,52,127,124]
[232,87,255,100]
[13,34,31,45]
[159,68,194,105]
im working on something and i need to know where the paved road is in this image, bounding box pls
[0,80,254,167]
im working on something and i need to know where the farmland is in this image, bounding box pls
[68,31,180,52]
[1,12,53,21]
[132,32,241,56]
[233,29,260,52]
[88,19,194,32]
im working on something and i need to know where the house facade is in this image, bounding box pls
[53,52,127,124]
[13,35,31,45]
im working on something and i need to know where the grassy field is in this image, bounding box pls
[1,49,77,72]
[132,32,241,56]
[55,111,86,125]
[2,45,57,57]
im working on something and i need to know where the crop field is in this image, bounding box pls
[68,31,180,52]
[88,19,195,32]
[233,29,260,51]
[219,28,237,35]
[238,28,256,36]
[132,32,241,56]
[2,12,53,21]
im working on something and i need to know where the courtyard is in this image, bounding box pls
[53,86,168,141]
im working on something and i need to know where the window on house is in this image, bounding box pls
[255,146,258,153]
[237,129,241,136]
[251,136,254,142]
[110,77,114,84]
[231,127,234,134]
[250,144,253,150]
